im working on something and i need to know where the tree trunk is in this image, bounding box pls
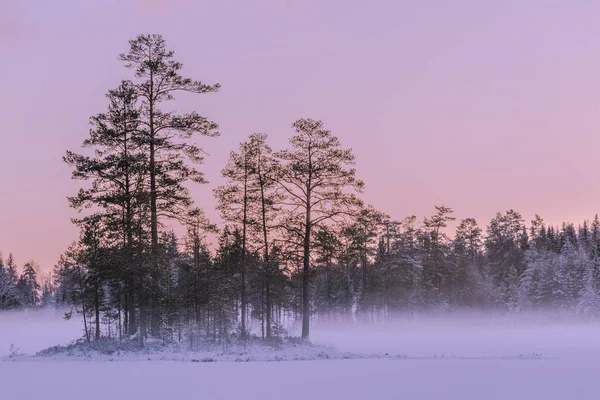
[117,295,122,341]
[362,253,367,293]
[139,273,146,347]
[94,280,100,341]
[257,152,272,339]
[148,66,160,338]
[123,289,129,336]
[77,266,90,343]
[240,145,249,339]
[128,290,137,336]
[302,205,311,339]
[265,277,272,339]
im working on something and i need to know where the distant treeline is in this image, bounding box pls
[0,254,53,309]
[15,33,600,346]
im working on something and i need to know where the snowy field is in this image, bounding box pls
[2,310,600,399]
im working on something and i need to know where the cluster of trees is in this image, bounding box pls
[55,34,365,345]
[0,254,53,310]
[49,33,600,346]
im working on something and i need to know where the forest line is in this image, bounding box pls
[2,34,600,346]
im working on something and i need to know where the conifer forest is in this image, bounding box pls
[3,34,600,348]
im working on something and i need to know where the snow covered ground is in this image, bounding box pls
[2,310,600,399]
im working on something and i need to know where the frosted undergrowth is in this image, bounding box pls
[1,338,551,363]
[3,337,366,363]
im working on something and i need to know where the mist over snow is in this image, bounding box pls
[310,311,600,360]
[4,308,600,359]
[0,308,81,355]
[3,310,600,399]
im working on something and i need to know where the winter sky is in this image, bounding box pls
[2,0,600,270]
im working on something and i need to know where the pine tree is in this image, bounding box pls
[179,215,214,346]
[17,261,40,307]
[119,33,220,337]
[484,210,527,308]
[6,253,18,289]
[64,80,147,338]
[246,133,281,338]
[0,254,20,309]
[341,206,386,312]
[214,140,258,338]
[578,228,600,315]
[421,205,455,306]
[274,118,364,339]
[55,241,92,342]
[452,218,484,306]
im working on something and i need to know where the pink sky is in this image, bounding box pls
[2,0,600,270]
